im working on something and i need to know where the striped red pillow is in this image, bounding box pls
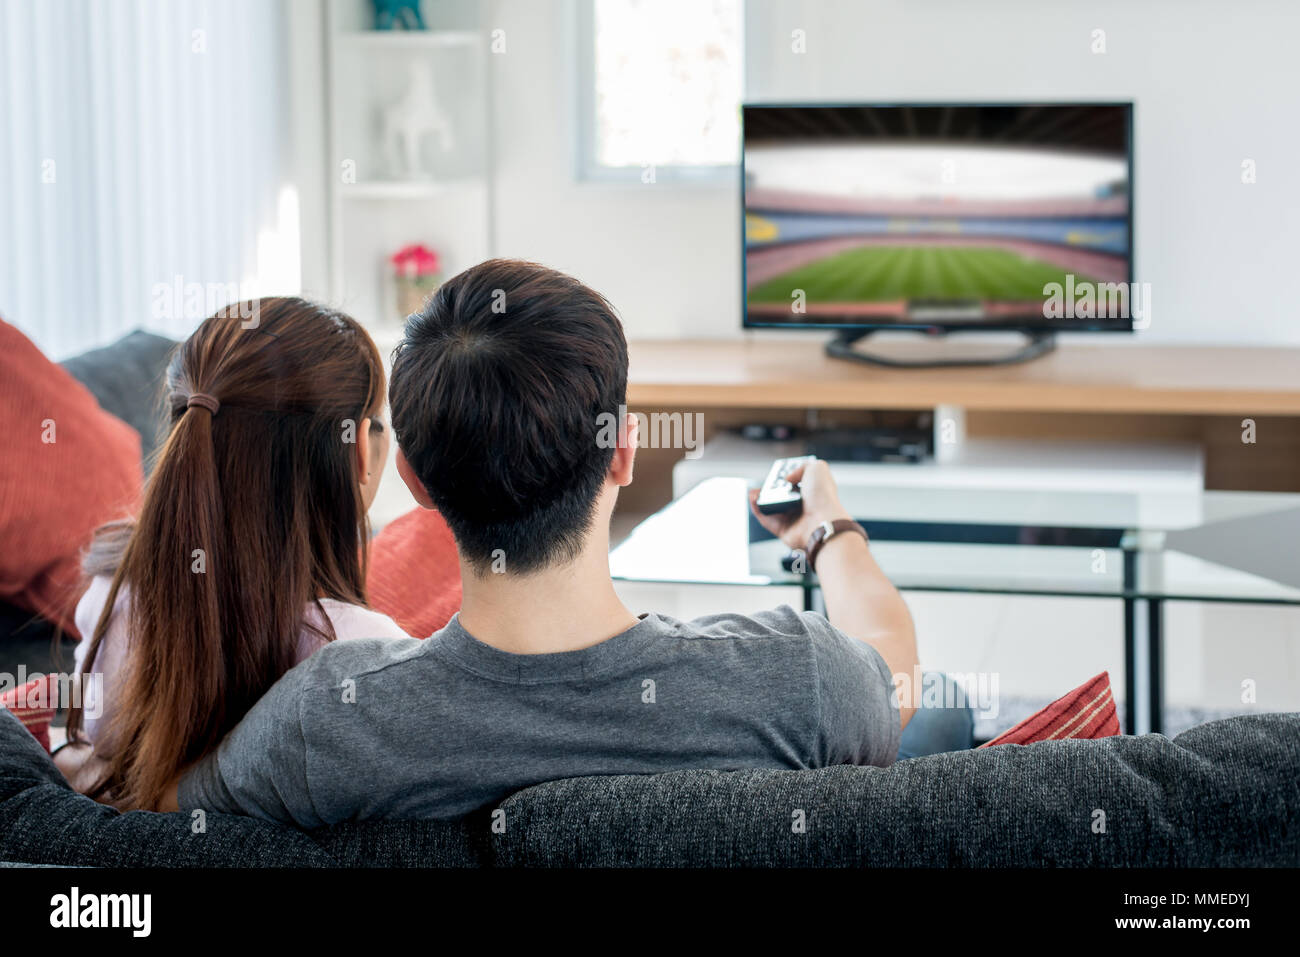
[0,674,57,752]
[979,671,1120,748]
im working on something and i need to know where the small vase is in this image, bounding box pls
[394,275,440,322]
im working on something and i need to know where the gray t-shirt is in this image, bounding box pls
[178,605,901,826]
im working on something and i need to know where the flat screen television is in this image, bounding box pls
[742,103,1134,354]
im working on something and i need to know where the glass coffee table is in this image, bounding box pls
[610,476,1300,735]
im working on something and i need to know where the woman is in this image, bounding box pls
[59,297,409,810]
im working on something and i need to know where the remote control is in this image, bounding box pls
[755,455,816,515]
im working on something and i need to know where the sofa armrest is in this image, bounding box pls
[0,710,336,867]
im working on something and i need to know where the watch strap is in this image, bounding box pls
[805,519,868,571]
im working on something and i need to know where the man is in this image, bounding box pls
[175,259,966,826]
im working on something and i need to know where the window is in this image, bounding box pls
[0,0,294,359]
[577,0,743,182]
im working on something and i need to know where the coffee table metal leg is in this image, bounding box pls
[1123,549,1138,735]
[1148,598,1164,734]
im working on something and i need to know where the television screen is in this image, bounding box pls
[743,103,1134,331]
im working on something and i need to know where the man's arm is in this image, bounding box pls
[749,459,919,729]
[173,665,319,827]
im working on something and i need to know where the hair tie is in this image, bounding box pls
[186,393,220,415]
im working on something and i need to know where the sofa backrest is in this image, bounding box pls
[3,710,1296,867]
[60,329,177,466]
[315,712,1299,867]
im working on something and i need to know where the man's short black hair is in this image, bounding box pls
[389,258,629,573]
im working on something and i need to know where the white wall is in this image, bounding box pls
[489,0,740,340]
[286,0,332,301]
[488,0,1300,345]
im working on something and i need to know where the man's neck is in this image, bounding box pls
[456,542,640,655]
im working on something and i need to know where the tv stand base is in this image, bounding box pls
[825,329,1058,368]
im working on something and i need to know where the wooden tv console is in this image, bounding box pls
[619,338,1300,513]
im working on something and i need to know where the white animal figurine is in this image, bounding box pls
[380,61,454,179]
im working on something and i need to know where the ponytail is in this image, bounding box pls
[66,298,384,810]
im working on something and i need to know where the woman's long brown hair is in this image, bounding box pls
[65,297,386,810]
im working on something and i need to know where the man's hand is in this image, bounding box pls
[749,457,919,730]
[748,458,853,551]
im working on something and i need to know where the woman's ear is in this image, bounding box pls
[357,417,391,511]
[355,417,373,481]
[396,447,436,509]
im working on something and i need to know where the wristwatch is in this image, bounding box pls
[805,519,868,572]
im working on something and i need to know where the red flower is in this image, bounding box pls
[391,243,440,278]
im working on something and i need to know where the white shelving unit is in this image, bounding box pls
[324,0,495,339]
[322,0,495,530]
[334,28,482,51]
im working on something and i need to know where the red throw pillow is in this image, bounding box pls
[0,675,58,751]
[0,319,142,635]
[366,507,462,638]
[979,671,1121,747]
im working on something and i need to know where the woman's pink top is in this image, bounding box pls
[72,575,410,757]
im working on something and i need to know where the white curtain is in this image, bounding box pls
[0,0,293,359]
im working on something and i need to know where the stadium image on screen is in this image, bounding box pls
[743,104,1132,330]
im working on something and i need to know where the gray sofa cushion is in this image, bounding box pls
[312,818,485,868]
[1,708,1295,867]
[60,329,177,465]
[492,712,1300,866]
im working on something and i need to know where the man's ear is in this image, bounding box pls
[396,447,436,509]
[610,410,638,487]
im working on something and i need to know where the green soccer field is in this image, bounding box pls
[747,244,1082,304]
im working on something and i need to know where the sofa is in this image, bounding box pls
[2,708,1296,866]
